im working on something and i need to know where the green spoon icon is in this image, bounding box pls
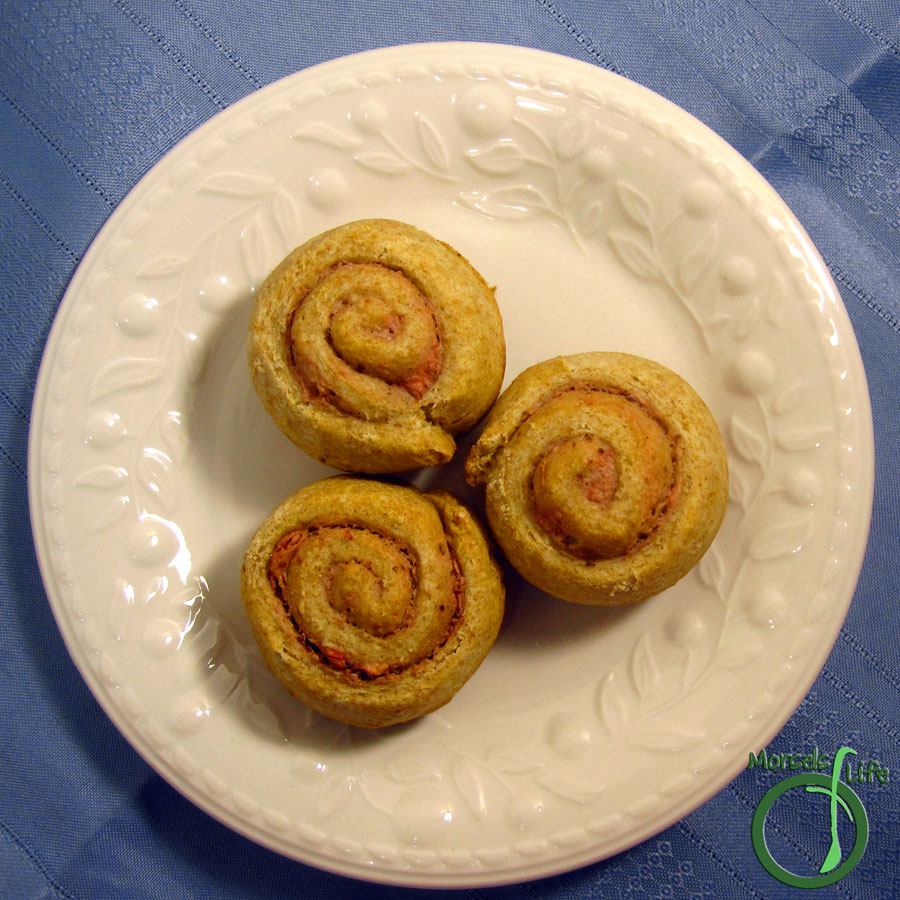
[805,746,857,874]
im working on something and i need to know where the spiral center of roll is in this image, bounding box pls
[530,391,675,559]
[284,527,415,639]
[291,262,442,405]
[326,558,407,637]
[269,520,459,679]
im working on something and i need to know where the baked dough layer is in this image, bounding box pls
[241,476,505,727]
[466,352,728,605]
[248,219,505,472]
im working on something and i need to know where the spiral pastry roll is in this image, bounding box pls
[466,352,728,606]
[248,219,505,473]
[241,476,505,728]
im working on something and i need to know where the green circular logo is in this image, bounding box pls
[751,771,869,889]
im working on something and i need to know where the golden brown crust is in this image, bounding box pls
[241,476,505,727]
[466,352,728,606]
[248,219,505,473]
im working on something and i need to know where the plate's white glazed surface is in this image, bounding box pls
[29,43,873,887]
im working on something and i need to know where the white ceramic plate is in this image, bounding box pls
[29,43,873,888]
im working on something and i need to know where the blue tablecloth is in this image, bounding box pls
[2,2,898,898]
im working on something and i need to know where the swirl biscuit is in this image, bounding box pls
[466,352,728,606]
[241,477,505,728]
[248,219,505,472]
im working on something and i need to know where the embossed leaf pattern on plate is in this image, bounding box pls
[88,357,166,401]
